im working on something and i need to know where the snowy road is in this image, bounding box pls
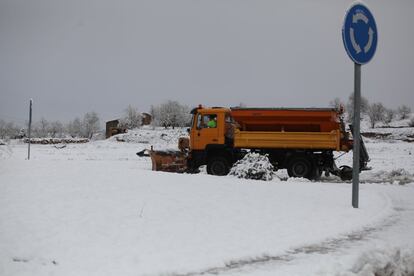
[178,185,414,276]
[1,137,414,275]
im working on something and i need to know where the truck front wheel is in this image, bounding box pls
[207,156,230,176]
[287,157,312,179]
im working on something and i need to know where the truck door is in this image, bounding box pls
[192,113,219,150]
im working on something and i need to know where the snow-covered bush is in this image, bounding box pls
[229,153,275,181]
[409,117,414,127]
[388,169,414,185]
[361,168,414,185]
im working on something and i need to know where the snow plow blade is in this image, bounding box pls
[137,148,187,173]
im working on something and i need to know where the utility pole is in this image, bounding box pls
[28,99,33,160]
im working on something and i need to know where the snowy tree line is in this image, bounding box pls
[0,100,192,139]
[150,100,191,128]
[1,98,412,140]
[0,120,22,139]
[330,94,413,128]
[117,101,191,129]
[0,112,100,140]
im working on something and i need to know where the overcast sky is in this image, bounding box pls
[1,0,413,124]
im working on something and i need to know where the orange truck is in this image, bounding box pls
[141,105,370,180]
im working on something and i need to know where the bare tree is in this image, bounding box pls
[367,102,386,128]
[0,120,20,139]
[49,121,64,138]
[329,97,344,110]
[34,118,49,137]
[119,105,142,129]
[82,112,100,138]
[0,119,5,139]
[66,117,82,138]
[398,105,411,120]
[152,100,191,128]
[382,109,395,126]
[346,93,369,123]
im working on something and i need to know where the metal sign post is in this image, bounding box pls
[352,64,361,208]
[28,99,33,160]
[342,3,377,208]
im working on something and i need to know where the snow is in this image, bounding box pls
[1,126,414,275]
[229,153,276,181]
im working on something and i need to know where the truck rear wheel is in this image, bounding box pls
[207,156,230,176]
[310,166,322,181]
[287,157,313,179]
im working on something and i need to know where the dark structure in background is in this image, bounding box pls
[106,113,152,139]
[141,113,152,125]
[105,120,127,139]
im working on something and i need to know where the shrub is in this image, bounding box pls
[229,153,275,181]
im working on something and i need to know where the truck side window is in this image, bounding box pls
[206,115,217,128]
[197,114,217,129]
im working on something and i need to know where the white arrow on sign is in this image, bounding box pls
[350,28,362,53]
[349,11,376,54]
[353,12,368,24]
[364,27,374,53]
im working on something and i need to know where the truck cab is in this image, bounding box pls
[189,107,232,151]
[188,106,236,175]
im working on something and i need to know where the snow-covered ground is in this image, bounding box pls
[1,126,414,275]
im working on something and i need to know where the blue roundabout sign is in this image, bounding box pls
[342,3,378,65]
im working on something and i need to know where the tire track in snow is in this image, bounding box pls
[166,208,401,276]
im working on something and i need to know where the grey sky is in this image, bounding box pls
[1,0,413,125]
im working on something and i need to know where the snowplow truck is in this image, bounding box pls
[142,106,370,180]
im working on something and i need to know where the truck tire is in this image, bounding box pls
[310,166,322,181]
[207,156,230,176]
[287,156,313,179]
